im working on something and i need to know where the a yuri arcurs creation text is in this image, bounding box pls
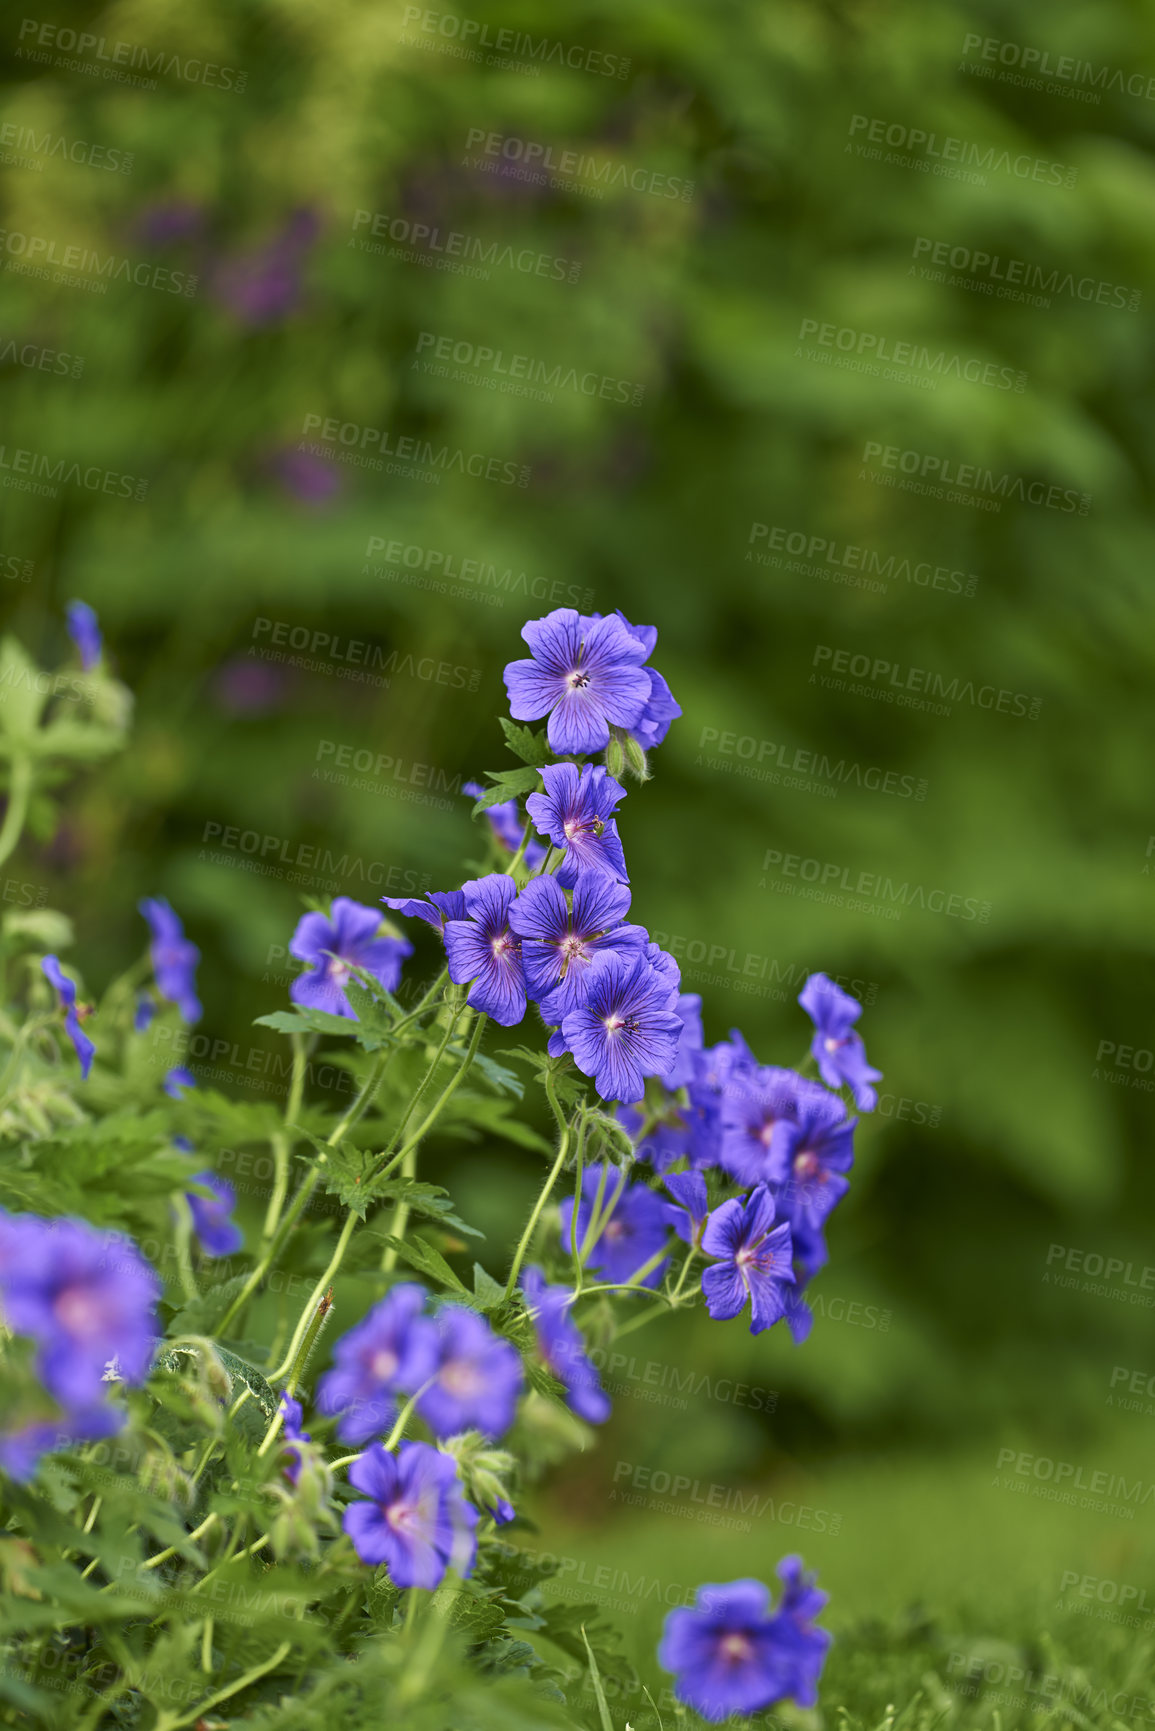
[0,605,879,1726]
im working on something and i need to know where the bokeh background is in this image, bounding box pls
[4,0,1155,1696]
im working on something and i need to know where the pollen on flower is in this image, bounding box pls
[720,1632,754,1663]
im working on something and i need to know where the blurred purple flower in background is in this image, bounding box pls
[212,208,320,325]
[41,957,95,1080]
[289,898,413,1019]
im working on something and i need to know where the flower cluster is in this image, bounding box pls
[659,1557,831,1721]
[0,1211,160,1479]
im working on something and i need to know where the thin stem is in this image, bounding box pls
[268,1231,348,1386]
[329,1377,434,1470]
[152,1639,291,1731]
[503,1075,571,1302]
[262,1034,310,1247]
[0,754,32,869]
[569,1110,588,1296]
[381,1013,486,1273]
[171,1196,199,1303]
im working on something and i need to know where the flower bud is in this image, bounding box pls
[624,735,650,782]
[603,733,626,779]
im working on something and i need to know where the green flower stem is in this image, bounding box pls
[569,1110,589,1296]
[399,1578,458,1706]
[576,1239,674,1300]
[382,998,468,1164]
[151,1638,291,1731]
[503,1074,571,1302]
[380,1011,486,1274]
[171,1196,199,1303]
[605,1298,670,1341]
[0,753,32,869]
[139,1510,220,1574]
[579,1162,627,1262]
[262,1033,311,1247]
[216,1041,394,1337]
[267,1254,342,1393]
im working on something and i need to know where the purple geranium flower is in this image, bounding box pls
[589,611,682,751]
[526,763,628,886]
[700,1187,794,1336]
[463,782,549,869]
[663,1169,710,1248]
[316,1285,439,1446]
[718,1067,804,1187]
[0,1404,122,1484]
[163,1067,195,1098]
[503,607,651,755]
[65,601,101,671]
[442,875,526,1025]
[508,874,646,1019]
[134,993,156,1032]
[616,1096,695,1173]
[658,1564,831,1722]
[522,1267,610,1424]
[0,1216,160,1407]
[661,992,703,1089]
[139,899,202,1024]
[417,1306,524,1441]
[774,1082,855,1235]
[186,1172,243,1258]
[798,973,882,1111]
[41,957,95,1081]
[559,1164,671,1289]
[280,1394,309,1486]
[344,1440,478,1588]
[383,889,468,934]
[557,950,683,1105]
[289,897,413,1020]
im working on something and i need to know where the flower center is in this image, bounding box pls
[440,1359,485,1399]
[719,1631,753,1664]
[385,1497,418,1534]
[757,1118,777,1148]
[54,1286,104,1338]
[327,958,350,986]
[370,1348,399,1381]
[824,1035,845,1052]
[566,669,591,691]
[491,933,513,958]
[793,1151,820,1181]
[603,1013,627,1037]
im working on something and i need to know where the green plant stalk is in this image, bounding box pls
[171,1196,199,1303]
[569,1109,589,1295]
[215,1041,394,1336]
[0,753,32,869]
[152,1639,291,1731]
[380,1011,486,1273]
[503,1073,571,1301]
[261,1032,310,1247]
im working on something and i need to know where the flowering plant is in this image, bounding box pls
[0,607,878,1728]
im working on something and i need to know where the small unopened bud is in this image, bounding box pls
[604,733,626,779]
[624,735,650,781]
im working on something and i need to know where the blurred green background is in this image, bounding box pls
[3,0,1155,1662]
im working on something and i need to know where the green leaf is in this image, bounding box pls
[254,1008,359,1037]
[471,1051,524,1098]
[471,767,542,812]
[499,717,553,767]
[0,636,48,741]
[581,1623,615,1731]
[472,1262,507,1311]
[378,1233,469,1293]
[168,1273,252,1336]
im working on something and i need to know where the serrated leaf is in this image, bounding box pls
[499,717,553,768]
[471,1051,524,1098]
[254,1007,358,1037]
[471,767,542,813]
[378,1233,469,1293]
[472,1263,507,1311]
